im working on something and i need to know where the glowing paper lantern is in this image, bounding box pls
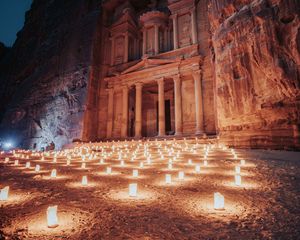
[240,159,246,166]
[129,183,137,197]
[165,174,172,184]
[214,192,225,210]
[133,169,138,178]
[168,163,173,170]
[188,159,192,165]
[120,160,125,166]
[35,164,40,172]
[25,162,31,169]
[81,163,86,169]
[106,167,112,174]
[47,205,59,228]
[178,171,184,180]
[0,186,9,201]
[139,162,144,168]
[4,157,9,163]
[195,165,201,173]
[235,166,241,174]
[235,174,242,186]
[66,160,71,166]
[51,169,57,178]
[100,159,104,164]
[204,160,208,166]
[14,160,19,166]
[82,176,88,186]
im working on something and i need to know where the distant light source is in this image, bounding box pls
[165,174,172,184]
[178,171,184,180]
[235,174,242,186]
[0,186,9,201]
[132,169,138,178]
[51,169,57,178]
[129,183,137,197]
[214,192,225,210]
[82,176,88,186]
[47,205,59,228]
[235,166,241,174]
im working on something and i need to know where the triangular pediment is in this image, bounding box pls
[121,57,181,74]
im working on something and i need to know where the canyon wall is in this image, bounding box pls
[0,0,102,150]
[208,0,300,149]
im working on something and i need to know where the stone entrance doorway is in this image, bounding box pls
[156,100,172,135]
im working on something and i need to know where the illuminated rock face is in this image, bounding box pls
[0,0,299,150]
[208,0,300,149]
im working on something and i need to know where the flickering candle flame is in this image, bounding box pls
[214,192,225,210]
[51,169,57,178]
[35,164,40,172]
[178,171,184,180]
[235,166,241,174]
[82,176,88,185]
[0,186,9,201]
[47,205,59,228]
[195,164,201,173]
[129,183,137,197]
[106,167,112,174]
[132,169,138,178]
[165,174,172,184]
[235,174,242,186]
[25,162,30,169]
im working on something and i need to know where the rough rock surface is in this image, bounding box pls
[0,0,102,149]
[208,0,300,149]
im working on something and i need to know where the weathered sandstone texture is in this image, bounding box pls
[0,0,102,149]
[208,0,300,149]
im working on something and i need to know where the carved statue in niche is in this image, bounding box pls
[146,27,155,55]
[115,36,124,64]
[178,13,191,47]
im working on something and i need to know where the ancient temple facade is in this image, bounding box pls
[96,0,216,139]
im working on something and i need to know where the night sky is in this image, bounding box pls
[0,0,32,47]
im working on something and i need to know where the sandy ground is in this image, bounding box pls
[0,140,299,240]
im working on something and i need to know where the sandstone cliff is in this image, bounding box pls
[0,0,102,149]
[208,0,300,149]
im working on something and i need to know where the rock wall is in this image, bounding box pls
[0,0,102,150]
[208,0,300,149]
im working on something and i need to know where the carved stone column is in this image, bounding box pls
[110,37,115,66]
[135,83,143,138]
[192,70,204,135]
[106,88,114,138]
[172,14,178,49]
[124,32,129,63]
[191,7,198,44]
[121,85,129,138]
[157,78,166,136]
[154,24,159,55]
[173,75,182,135]
[142,28,147,56]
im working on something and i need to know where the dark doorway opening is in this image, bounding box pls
[156,99,172,135]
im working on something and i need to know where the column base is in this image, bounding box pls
[195,130,205,136]
[174,132,183,136]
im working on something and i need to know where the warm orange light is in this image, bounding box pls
[47,205,59,228]
[214,192,224,210]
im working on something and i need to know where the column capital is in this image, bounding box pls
[135,82,143,89]
[173,74,181,83]
[106,87,114,93]
[156,77,165,85]
[192,70,201,79]
[170,13,178,19]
